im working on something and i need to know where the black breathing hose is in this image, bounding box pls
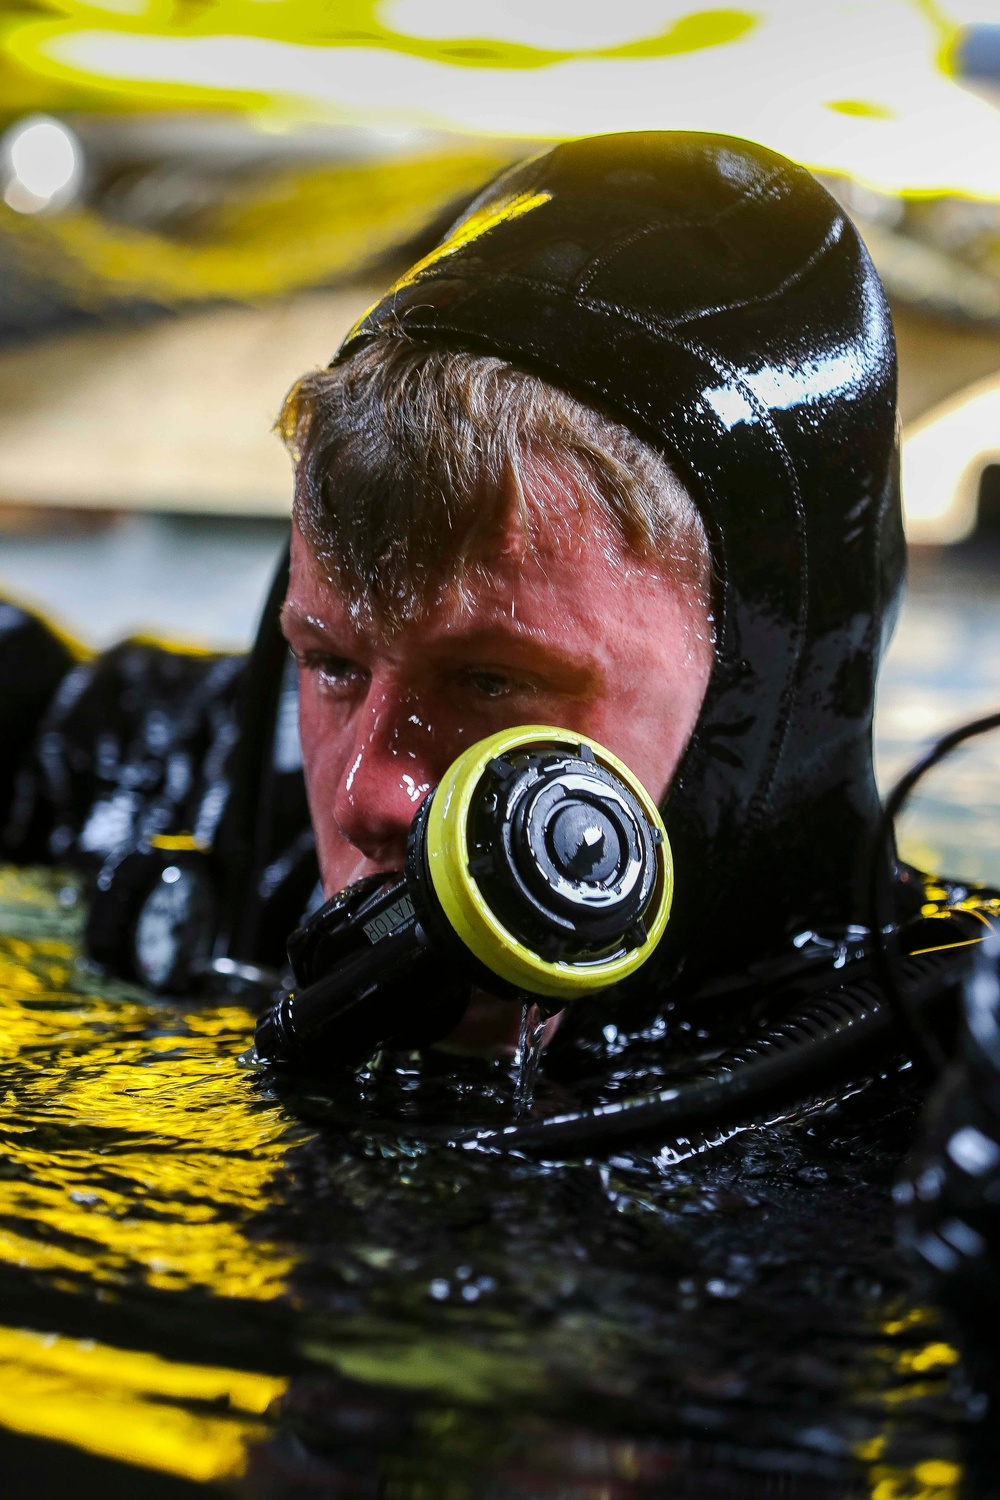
[461,708,1000,1156]
[462,944,969,1158]
[869,709,1000,1081]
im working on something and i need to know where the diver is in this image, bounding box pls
[1,132,997,1182]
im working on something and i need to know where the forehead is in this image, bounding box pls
[286,499,658,649]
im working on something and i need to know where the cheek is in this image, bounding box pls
[571,603,712,801]
[295,674,354,818]
[295,675,330,789]
[295,681,369,889]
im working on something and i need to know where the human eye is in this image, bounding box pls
[299,650,369,695]
[461,668,527,701]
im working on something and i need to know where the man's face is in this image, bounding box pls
[282,473,713,1046]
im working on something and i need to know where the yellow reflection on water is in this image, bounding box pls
[0,1324,288,1482]
[0,864,304,1475]
[854,1308,964,1500]
[868,1458,961,1500]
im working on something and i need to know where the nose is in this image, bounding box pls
[330,684,438,869]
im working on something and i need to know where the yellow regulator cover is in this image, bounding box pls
[424,725,673,1001]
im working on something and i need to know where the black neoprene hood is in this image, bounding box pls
[334,131,905,1003]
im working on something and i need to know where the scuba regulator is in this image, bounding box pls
[254,724,673,1070]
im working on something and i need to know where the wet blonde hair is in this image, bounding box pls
[278,332,710,632]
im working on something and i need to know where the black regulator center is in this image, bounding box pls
[466,746,659,960]
[549,801,620,883]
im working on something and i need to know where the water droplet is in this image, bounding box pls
[514,1001,547,1118]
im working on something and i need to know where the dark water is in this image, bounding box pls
[0,552,996,1497]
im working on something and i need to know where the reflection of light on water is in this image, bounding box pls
[0,865,302,1478]
[0,945,298,1300]
[853,1307,962,1500]
[0,1326,286,1483]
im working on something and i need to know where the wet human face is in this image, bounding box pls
[282,479,713,1049]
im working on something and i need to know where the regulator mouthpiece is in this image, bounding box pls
[255,725,672,1069]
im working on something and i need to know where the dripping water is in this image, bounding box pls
[514,999,547,1117]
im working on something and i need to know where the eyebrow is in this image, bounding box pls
[424,622,603,696]
[281,603,603,696]
[280,603,359,648]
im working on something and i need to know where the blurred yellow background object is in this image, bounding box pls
[0,2,994,536]
[0,1,996,197]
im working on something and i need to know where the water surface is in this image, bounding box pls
[0,549,996,1498]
